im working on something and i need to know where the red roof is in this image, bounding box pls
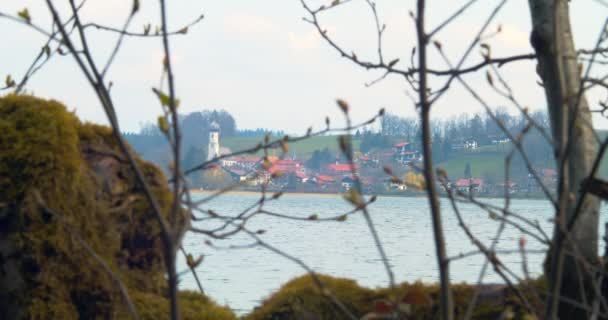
[497,181,517,187]
[315,175,335,183]
[541,169,557,177]
[235,157,261,163]
[359,155,371,161]
[295,172,308,179]
[455,178,484,187]
[274,159,303,165]
[268,164,302,174]
[266,157,304,174]
[325,164,357,172]
[394,142,410,148]
[206,164,222,171]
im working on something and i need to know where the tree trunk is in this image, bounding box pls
[417,1,453,319]
[527,0,600,318]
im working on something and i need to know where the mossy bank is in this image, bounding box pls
[0,95,235,319]
[244,274,543,320]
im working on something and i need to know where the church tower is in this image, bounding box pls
[207,121,220,161]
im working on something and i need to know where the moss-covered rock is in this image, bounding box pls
[0,94,81,201]
[130,291,236,320]
[244,274,538,320]
[245,274,375,320]
[0,94,234,320]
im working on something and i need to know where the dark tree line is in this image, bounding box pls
[380,113,419,138]
[381,109,550,144]
[359,131,393,153]
[238,128,286,137]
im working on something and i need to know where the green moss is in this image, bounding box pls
[246,274,375,320]
[244,274,540,320]
[77,122,115,146]
[0,94,81,200]
[0,94,233,320]
[129,291,236,320]
[0,94,115,319]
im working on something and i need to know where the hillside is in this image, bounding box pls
[436,141,608,183]
[221,135,362,159]
[436,152,508,181]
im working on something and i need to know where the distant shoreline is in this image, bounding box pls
[188,189,343,197]
[187,189,551,200]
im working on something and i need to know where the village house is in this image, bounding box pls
[277,171,310,191]
[222,156,308,188]
[393,142,411,153]
[224,167,267,186]
[454,178,485,193]
[210,124,315,190]
[265,159,308,189]
[451,138,479,151]
[305,174,337,192]
[496,181,518,194]
[293,171,309,183]
[225,167,251,182]
[385,177,407,191]
[489,134,510,145]
[221,157,261,170]
[392,142,422,164]
[220,158,237,167]
[356,154,377,167]
[341,176,375,193]
[341,176,356,191]
[268,159,306,174]
[321,163,358,176]
[395,151,422,164]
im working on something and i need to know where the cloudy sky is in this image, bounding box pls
[1,0,606,133]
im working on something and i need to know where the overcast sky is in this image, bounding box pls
[2,1,607,133]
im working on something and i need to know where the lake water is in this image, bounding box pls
[178,193,607,314]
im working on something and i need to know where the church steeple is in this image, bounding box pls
[207,120,220,161]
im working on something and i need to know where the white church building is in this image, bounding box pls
[207,120,221,161]
[207,120,231,162]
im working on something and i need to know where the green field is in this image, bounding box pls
[221,135,361,159]
[438,151,608,181]
[436,152,509,181]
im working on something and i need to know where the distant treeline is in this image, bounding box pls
[380,107,549,144]
[238,128,286,137]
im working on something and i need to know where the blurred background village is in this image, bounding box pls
[125,108,563,197]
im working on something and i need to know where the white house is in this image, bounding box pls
[451,138,479,150]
